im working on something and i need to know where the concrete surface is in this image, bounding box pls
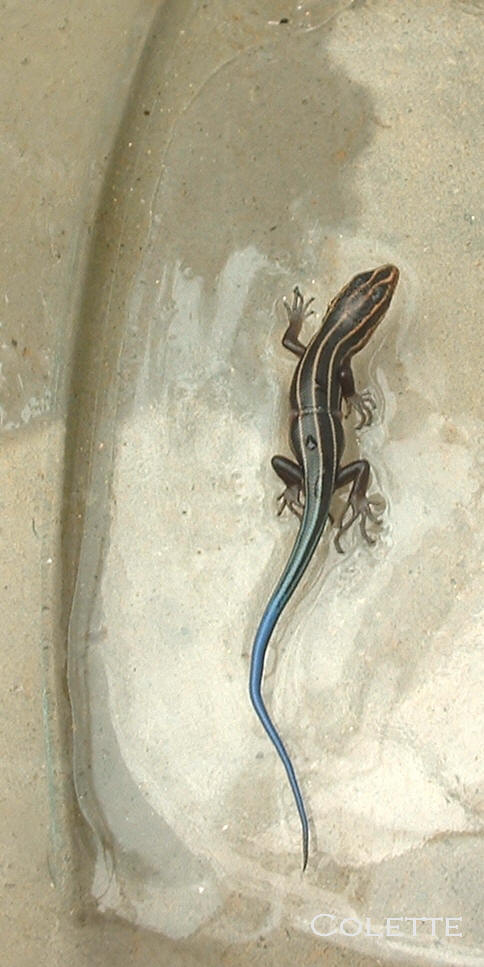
[1,0,482,965]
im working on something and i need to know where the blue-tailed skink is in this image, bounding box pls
[249,265,400,870]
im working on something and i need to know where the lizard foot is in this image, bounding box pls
[282,286,315,328]
[344,389,377,429]
[334,492,384,553]
[277,485,304,519]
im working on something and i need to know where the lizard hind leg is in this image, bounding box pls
[333,459,385,553]
[271,455,305,519]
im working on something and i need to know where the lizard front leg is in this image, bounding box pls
[338,362,377,430]
[281,286,314,357]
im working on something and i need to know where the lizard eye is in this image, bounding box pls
[352,271,372,288]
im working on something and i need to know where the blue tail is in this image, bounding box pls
[249,588,309,871]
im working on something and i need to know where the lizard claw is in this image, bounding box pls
[277,485,304,519]
[344,389,377,429]
[334,493,384,553]
[282,286,315,327]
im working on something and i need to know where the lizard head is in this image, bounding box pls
[332,264,400,357]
